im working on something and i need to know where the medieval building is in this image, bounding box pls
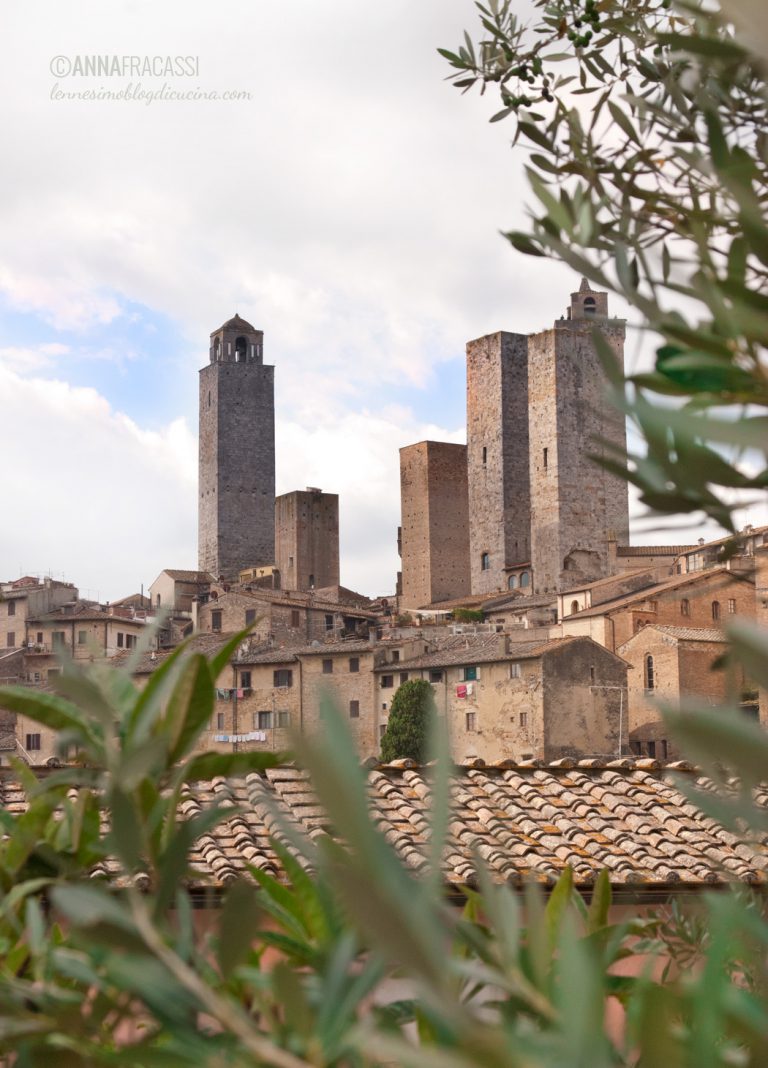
[198,314,276,580]
[274,487,340,592]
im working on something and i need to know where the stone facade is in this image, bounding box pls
[466,332,530,595]
[275,488,339,592]
[399,441,470,609]
[195,588,376,645]
[528,286,629,595]
[198,314,275,580]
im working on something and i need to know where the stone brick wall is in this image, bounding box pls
[299,649,380,759]
[399,441,470,609]
[528,317,629,595]
[275,489,339,592]
[542,640,625,759]
[198,325,275,580]
[467,332,530,596]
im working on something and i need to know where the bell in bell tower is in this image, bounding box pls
[198,313,275,579]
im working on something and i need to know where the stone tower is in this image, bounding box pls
[399,441,470,609]
[275,488,339,592]
[466,332,530,595]
[527,279,628,594]
[198,314,275,579]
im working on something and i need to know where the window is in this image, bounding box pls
[7,601,14,617]
[77,630,87,645]
[33,672,40,683]
[349,700,360,719]
[52,631,66,648]
[399,672,409,684]
[211,610,222,632]
[257,710,273,729]
[508,574,518,590]
[590,666,595,683]
[277,710,291,728]
[349,657,360,673]
[36,632,43,644]
[465,712,476,732]
[240,671,251,689]
[25,734,41,752]
[117,632,124,648]
[325,614,334,632]
[583,296,596,314]
[6,632,15,648]
[481,552,490,571]
[322,658,333,674]
[519,712,528,728]
[216,712,225,730]
[510,663,521,679]
[47,668,60,679]
[519,572,530,588]
[570,600,579,615]
[661,739,668,760]
[380,724,387,739]
[309,574,315,588]
[245,609,256,625]
[460,666,478,682]
[392,650,400,663]
[482,446,487,465]
[680,598,690,617]
[126,634,137,650]
[543,447,548,470]
[644,654,655,691]
[712,600,721,622]
[728,598,736,614]
[647,740,656,758]
[274,669,293,688]
[429,670,443,683]
[291,609,300,628]
[381,674,394,689]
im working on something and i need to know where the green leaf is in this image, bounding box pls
[217,880,261,978]
[587,869,611,934]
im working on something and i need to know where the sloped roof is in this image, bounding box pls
[649,626,728,643]
[376,635,582,671]
[214,313,258,333]
[567,566,749,620]
[157,570,214,583]
[6,762,761,895]
[617,545,696,557]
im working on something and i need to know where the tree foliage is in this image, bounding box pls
[380,677,434,762]
[441,0,768,535]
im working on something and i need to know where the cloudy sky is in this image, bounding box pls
[0,0,761,601]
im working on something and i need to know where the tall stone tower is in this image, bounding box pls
[275,488,339,592]
[399,441,470,609]
[528,279,628,594]
[466,332,530,595]
[198,314,275,579]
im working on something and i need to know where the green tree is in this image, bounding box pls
[380,678,435,762]
[441,0,768,536]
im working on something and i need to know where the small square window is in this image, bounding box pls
[349,700,360,718]
[322,658,333,674]
[381,674,394,689]
[277,710,291,728]
[26,734,41,752]
[399,672,409,684]
[429,670,443,683]
[349,657,360,673]
[728,598,736,614]
[211,610,222,632]
[6,632,15,648]
[291,609,300,628]
[240,671,251,689]
[245,609,256,626]
[325,614,334,632]
[257,710,273,729]
[274,669,293,688]
[116,632,124,648]
[509,663,521,679]
[36,632,43,644]
[461,666,478,682]
[216,712,225,730]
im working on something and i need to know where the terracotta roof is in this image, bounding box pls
[159,570,214,583]
[646,626,728,643]
[617,545,696,557]
[675,525,768,556]
[566,566,749,620]
[562,569,657,594]
[214,313,258,333]
[6,763,761,895]
[118,633,233,675]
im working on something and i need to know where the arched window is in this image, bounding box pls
[583,297,596,315]
[680,598,690,617]
[712,600,721,621]
[235,336,248,361]
[570,600,579,615]
[508,574,518,590]
[644,654,655,691]
[309,574,315,588]
[519,571,530,588]
[481,552,490,571]
[213,337,221,361]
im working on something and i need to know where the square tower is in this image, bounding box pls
[528,280,629,594]
[275,488,339,592]
[466,332,530,595]
[198,314,275,580]
[399,441,470,609]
